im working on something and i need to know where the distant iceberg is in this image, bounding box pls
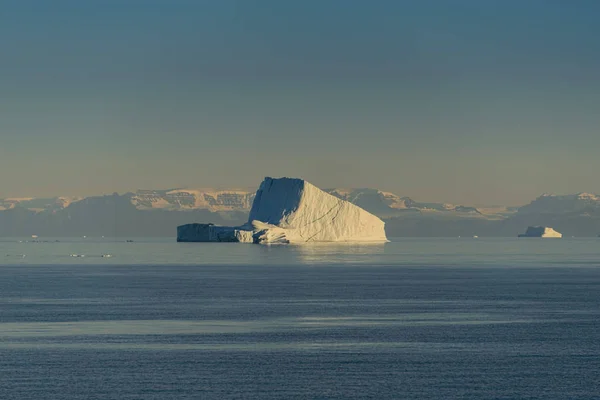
[177,177,388,244]
[518,226,562,238]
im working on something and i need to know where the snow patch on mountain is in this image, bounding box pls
[0,197,82,212]
[129,189,255,212]
[325,188,483,217]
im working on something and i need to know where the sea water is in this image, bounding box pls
[1,238,599,399]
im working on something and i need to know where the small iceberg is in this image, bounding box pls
[518,226,562,238]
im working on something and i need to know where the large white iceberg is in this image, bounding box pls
[518,226,562,238]
[177,177,388,244]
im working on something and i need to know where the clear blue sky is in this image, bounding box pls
[1,0,599,205]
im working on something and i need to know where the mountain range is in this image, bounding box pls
[1,189,600,237]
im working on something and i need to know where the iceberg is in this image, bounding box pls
[176,223,254,243]
[518,226,562,238]
[177,177,388,244]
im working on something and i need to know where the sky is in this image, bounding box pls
[1,0,599,205]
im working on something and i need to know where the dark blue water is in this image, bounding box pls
[2,249,600,399]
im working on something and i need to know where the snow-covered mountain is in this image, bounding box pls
[12,188,597,220]
[128,189,256,212]
[325,188,485,218]
[0,190,256,214]
[0,197,82,213]
[1,188,600,237]
[384,192,600,237]
[128,186,496,218]
[0,187,504,218]
[517,193,600,216]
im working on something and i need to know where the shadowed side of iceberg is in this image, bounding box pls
[248,177,304,226]
[177,223,254,243]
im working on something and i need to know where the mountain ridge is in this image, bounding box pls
[3,188,600,218]
[1,188,600,237]
[0,187,517,215]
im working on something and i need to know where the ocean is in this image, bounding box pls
[1,237,599,399]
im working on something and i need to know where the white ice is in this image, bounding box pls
[177,177,388,244]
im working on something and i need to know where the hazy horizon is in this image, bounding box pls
[2,0,600,204]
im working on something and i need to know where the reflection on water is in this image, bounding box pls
[0,237,390,266]
[0,313,556,340]
[259,242,387,264]
[1,237,600,267]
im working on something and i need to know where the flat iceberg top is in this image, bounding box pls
[178,177,388,244]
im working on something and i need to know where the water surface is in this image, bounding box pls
[1,238,599,399]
